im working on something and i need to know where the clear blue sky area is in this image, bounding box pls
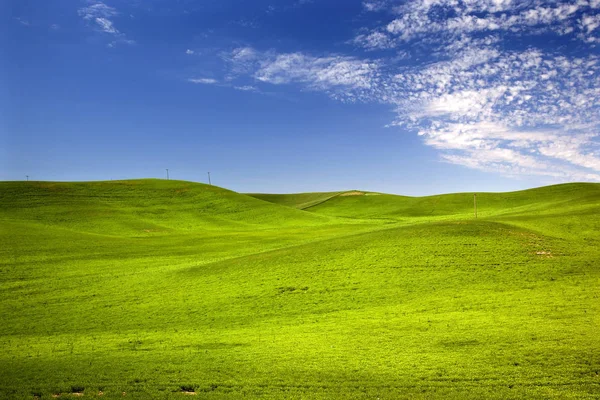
[4,0,600,195]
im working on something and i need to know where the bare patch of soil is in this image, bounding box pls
[340,191,365,196]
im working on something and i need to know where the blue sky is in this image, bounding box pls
[4,0,600,195]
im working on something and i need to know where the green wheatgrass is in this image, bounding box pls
[1,180,599,399]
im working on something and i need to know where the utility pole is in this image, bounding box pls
[474,193,477,218]
[207,172,211,185]
[166,169,169,180]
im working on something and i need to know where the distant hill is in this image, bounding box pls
[0,179,332,236]
[249,183,600,237]
[247,191,344,209]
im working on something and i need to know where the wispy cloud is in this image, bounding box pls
[264,0,315,15]
[255,53,379,90]
[381,36,600,178]
[176,0,600,181]
[14,17,31,26]
[187,77,261,93]
[94,17,118,34]
[231,18,259,29]
[382,0,600,43]
[188,78,219,84]
[218,1,600,182]
[234,85,258,91]
[352,31,396,50]
[362,1,388,12]
[78,2,118,20]
[78,1,134,46]
[225,47,381,101]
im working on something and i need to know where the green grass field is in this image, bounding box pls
[1,179,599,399]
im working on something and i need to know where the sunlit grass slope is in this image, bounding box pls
[0,179,333,236]
[247,191,343,209]
[257,183,600,226]
[1,181,599,399]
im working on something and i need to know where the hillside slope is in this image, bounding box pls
[247,191,344,209]
[309,183,600,239]
[0,180,334,236]
[253,183,600,222]
[1,180,600,399]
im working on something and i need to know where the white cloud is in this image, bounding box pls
[255,53,379,90]
[343,0,600,181]
[15,17,30,26]
[78,1,133,45]
[217,1,600,182]
[186,49,195,55]
[365,0,600,45]
[108,39,135,48]
[231,47,258,61]
[225,48,381,98]
[78,2,118,22]
[353,31,396,50]
[95,17,118,34]
[188,78,219,84]
[583,14,600,32]
[234,85,258,91]
[224,47,261,75]
[388,43,600,181]
[363,1,388,12]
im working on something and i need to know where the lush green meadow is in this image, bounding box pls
[1,180,599,399]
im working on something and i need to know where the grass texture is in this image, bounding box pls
[1,179,599,399]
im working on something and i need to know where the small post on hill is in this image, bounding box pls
[26,175,29,182]
[208,172,211,185]
[474,193,477,219]
[166,169,169,180]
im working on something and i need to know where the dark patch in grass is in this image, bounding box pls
[277,286,309,294]
[190,342,248,350]
[71,386,85,393]
[439,339,480,347]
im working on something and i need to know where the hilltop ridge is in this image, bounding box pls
[0,179,332,236]
[249,182,600,218]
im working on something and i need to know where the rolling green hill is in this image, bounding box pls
[254,184,600,233]
[247,191,343,210]
[1,180,599,399]
[0,179,335,236]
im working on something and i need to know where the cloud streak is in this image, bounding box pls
[188,78,219,84]
[202,1,600,182]
[224,47,382,101]
[78,1,134,46]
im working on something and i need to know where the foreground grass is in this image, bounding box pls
[1,180,599,398]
